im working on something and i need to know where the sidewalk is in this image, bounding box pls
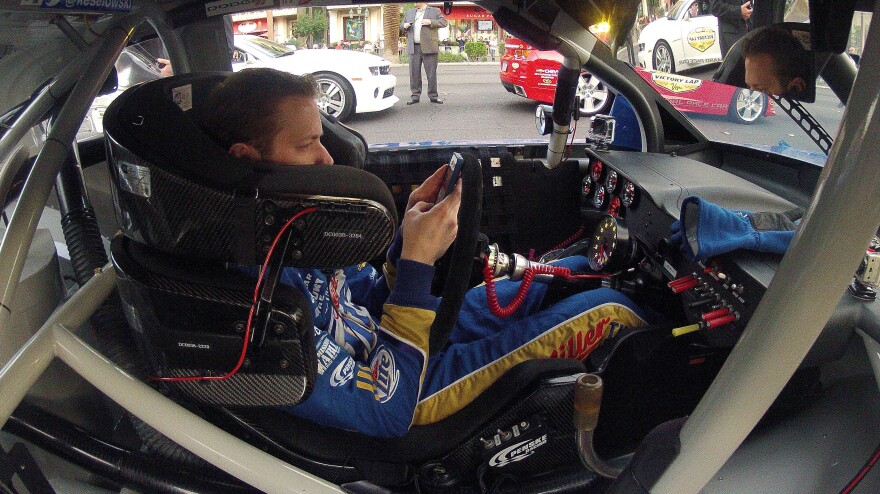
[389,61,500,67]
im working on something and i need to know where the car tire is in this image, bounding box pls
[577,72,613,116]
[652,40,676,73]
[728,88,766,124]
[314,72,355,121]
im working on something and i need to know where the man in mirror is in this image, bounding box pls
[742,26,810,98]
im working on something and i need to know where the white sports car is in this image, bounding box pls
[232,35,398,121]
[637,0,723,73]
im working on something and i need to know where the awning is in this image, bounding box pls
[443,5,494,21]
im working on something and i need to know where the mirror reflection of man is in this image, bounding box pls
[401,2,448,104]
[742,26,809,98]
[710,0,752,57]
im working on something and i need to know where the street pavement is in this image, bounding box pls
[345,63,843,157]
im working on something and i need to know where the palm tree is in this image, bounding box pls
[382,4,401,62]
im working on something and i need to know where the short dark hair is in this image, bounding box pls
[741,26,810,87]
[200,68,319,153]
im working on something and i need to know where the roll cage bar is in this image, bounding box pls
[0,1,879,493]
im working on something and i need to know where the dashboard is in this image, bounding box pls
[579,149,796,347]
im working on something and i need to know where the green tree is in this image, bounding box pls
[292,8,328,47]
[464,41,487,61]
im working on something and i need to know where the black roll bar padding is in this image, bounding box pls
[553,64,581,127]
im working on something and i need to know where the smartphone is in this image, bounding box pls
[436,152,463,202]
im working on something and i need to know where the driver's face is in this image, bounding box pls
[264,96,333,166]
[744,53,792,97]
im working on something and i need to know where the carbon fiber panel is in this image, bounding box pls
[423,375,586,488]
[107,136,395,268]
[256,199,394,269]
[166,370,309,406]
[112,237,317,408]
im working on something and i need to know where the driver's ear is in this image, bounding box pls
[786,77,806,96]
[229,142,261,161]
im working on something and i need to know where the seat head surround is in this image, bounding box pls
[103,72,396,269]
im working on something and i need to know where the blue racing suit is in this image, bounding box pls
[276,244,650,438]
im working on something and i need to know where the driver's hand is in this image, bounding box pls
[740,1,752,20]
[400,180,461,265]
[406,164,449,211]
[157,58,173,77]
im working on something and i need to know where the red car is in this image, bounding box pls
[500,38,774,124]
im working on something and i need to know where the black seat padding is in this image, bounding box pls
[237,357,585,462]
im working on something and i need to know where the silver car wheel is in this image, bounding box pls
[653,41,675,73]
[730,88,766,124]
[577,73,611,115]
[314,73,355,120]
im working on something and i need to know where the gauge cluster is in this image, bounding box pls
[576,150,795,348]
[581,158,639,219]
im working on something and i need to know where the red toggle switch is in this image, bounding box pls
[706,313,737,329]
[702,307,730,321]
[670,278,699,294]
[668,274,695,288]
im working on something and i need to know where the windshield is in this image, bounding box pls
[667,0,690,20]
[240,37,295,58]
[58,3,858,166]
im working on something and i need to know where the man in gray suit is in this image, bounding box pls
[401,3,448,104]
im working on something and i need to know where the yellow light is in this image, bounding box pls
[590,22,611,34]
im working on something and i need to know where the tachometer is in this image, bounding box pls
[592,185,607,209]
[605,170,618,194]
[621,181,637,208]
[587,215,635,272]
[591,160,603,182]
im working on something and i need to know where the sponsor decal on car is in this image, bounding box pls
[534,68,559,76]
[687,27,717,52]
[370,346,399,403]
[489,434,549,467]
[680,57,723,64]
[651,72,703,93]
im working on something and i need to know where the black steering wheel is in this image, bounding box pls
[428,152,483,355]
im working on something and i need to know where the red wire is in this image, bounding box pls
[151,207,318,382]
[548,225,586,252]
[482,256,610,318]
[840,441,880,494]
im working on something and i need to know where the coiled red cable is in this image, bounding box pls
[151,207,318,382]
[482,256,610,318]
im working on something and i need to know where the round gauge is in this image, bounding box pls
[587,215,635,272]
[621,181,638,208]
[591,160,603,182]
[608,196,621,217]
[592,185,607,209]
[605,170,618,194]
[582,175,593,197]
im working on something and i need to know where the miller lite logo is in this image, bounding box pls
[370,346,399,403]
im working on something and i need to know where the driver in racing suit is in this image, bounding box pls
[201,68,650,437]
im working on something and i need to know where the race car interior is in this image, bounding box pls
[1,0,880,493]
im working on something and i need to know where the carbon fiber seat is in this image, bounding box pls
[103,73,398,406]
